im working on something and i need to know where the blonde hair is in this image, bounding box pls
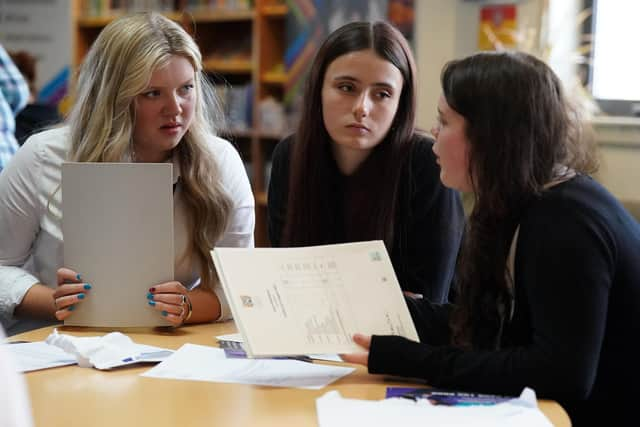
[67,12,232,290]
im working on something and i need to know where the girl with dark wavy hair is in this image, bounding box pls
[344,51,640,424]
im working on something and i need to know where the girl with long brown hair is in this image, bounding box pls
[268,21,464,301]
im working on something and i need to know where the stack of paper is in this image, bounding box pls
[4,342,76,372]
[215,333,342,362]
[142,343,354,389]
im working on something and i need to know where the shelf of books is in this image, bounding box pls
[203,59,253,74]
[189,8,254,22]
[261,71,288,85]
[260,3,287,16]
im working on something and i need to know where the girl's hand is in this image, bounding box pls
[53,268,91,320]
[340,333,372,366]
[146,281,191,326]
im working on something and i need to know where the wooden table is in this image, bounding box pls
[14,323,571,426]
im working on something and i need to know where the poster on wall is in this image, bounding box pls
[284,0,415,129]
[477,4,518,51]
[0,0,72,110]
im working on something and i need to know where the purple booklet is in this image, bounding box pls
[385,387,513,406]
[218,340,248,358]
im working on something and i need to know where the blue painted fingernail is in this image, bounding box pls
[76,274,82,280]
[84,284,92,290]
[148,300,156,306]
[161,310,168,317]
[68,305,75,311]
[77,293,85,300]
[146,293,154,300]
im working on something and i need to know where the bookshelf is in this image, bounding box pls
[72,0,290,247]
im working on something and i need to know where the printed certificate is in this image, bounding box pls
[212,241,418,357]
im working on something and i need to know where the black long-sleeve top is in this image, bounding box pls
[368,175,640,423]
[268,134,465,302]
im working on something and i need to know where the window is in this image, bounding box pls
[586,0,640,116]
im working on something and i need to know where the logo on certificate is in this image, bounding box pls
[240,295,254,308]
[369,251,382,261]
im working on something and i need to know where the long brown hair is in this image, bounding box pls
[282,21,417,248]
[445,52,598,348]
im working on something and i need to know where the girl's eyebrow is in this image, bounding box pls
[332,75,397,90]
[143,78,195,90]
[332,75,359,82]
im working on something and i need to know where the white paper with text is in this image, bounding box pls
[212,241,418,357]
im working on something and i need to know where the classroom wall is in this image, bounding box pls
[0,1,72,105]
[415,0,544,130]
[414,0,456,132]
[592,117,640,217]
[414,0,640,215]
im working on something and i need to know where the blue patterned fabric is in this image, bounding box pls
[0,45,29,172]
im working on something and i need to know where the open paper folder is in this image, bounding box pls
[211,241,419,357]
[62,162,173,327]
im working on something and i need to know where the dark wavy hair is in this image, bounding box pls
[282,21,417,248]
[445,51,598,348]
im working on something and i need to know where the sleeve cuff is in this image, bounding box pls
[369,334,431,379]
[0,267,40,323]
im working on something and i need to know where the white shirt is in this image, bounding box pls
[0,127,255,331]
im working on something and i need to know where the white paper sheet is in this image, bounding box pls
[62,162,174,327]
[4,342,76,372]
[0,328,34,427]
[308,354,343,363]
[141,343,354,389]
[211,241,418,357]
[45,330,173,370]
[316,389,553,427]
[215,333,343,362]
[215,333,244,342]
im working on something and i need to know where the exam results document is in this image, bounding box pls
[212,241,418,357]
